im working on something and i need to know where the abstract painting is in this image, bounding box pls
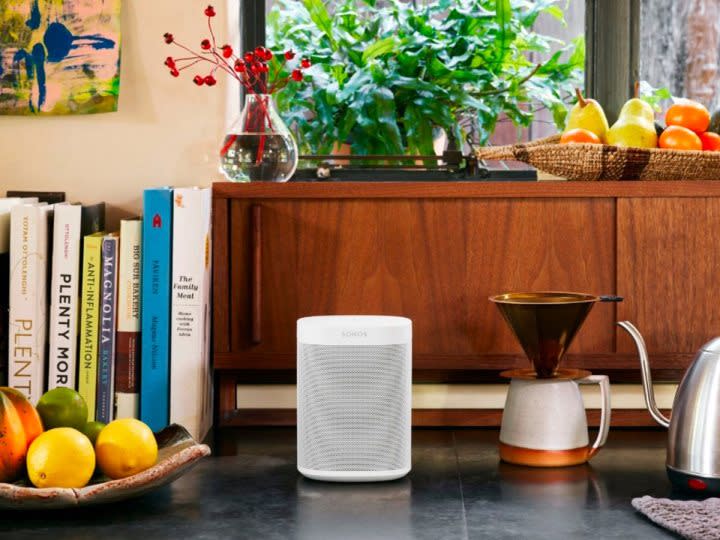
[0,0,121,115]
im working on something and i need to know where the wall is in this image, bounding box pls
[0,1,675,415]
[0,0,237,228]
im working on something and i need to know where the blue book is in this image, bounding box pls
[140,188,173,432]
[96,234,119,423]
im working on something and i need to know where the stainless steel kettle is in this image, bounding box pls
[619,321,720,494]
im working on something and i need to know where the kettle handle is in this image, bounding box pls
[578,375,611,459]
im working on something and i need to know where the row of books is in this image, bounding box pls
[0,188,212,441]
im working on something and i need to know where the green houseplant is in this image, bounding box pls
[268,0,585,156]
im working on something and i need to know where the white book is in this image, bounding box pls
[170,188,213,441]
[114,219,142,419]
[0,198,39,247]
[9,203,53,404]
[48,203,82,390]
[0,198,36,386]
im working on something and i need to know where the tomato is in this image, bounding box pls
[560,128,602,145]
[658,125,703,151]
[665,100,711,134]
[700,132,720,152]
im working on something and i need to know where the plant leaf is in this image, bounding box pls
[301,0,336,49]
[494,0,513,64]
[362,37,398,63]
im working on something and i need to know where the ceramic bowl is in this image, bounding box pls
[0,424,211,509]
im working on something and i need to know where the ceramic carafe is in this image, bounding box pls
[619,321,720,493]
[500,374,611,467]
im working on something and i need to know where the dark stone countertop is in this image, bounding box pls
[0,429,682,539]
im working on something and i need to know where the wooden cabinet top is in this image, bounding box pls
[214,180,720,199]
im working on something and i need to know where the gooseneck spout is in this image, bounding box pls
[617,321,671,428]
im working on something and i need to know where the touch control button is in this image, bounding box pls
[688,478,707,491]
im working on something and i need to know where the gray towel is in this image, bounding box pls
[632,496,720,539]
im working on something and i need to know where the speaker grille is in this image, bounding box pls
[298,343,410,472]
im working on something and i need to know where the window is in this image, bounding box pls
[245,0,584,164]
[639,0,720,113]
[240,0,720,170]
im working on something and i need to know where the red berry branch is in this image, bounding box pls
[163,5,311,168]
[162,5,310,95]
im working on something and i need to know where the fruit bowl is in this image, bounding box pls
[475,135,720,181]
[0,424,211,509]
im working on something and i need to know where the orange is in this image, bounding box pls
[560,128,602,145]
[665,100,710,134]
[658,125,702,151]
[700,132,720,152]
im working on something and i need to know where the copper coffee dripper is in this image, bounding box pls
[490,292,622,378]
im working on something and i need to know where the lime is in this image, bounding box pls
[26,428,95,488]
[36,388,88,430]
[96,419,158,479]
[82,421,106,446]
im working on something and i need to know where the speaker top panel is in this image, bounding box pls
[297,315,412,346]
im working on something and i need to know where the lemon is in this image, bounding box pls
[36,388,88,430]
[26,428,95,488]
[82,421,106,446]
[96,419,158,479]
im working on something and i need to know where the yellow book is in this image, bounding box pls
[78,232,105,420]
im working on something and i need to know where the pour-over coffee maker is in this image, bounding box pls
[490,292,620,467]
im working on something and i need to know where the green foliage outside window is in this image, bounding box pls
[268,0,585,155]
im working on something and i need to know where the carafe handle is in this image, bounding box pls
[577,375,611,459]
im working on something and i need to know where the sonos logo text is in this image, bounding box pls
[341,330,367,338]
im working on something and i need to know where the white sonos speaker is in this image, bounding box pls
[297,316,412,482]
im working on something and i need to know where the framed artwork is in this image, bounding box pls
[0,0,122,115]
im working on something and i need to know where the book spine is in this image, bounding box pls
[0,199,29,386]
[170,188,213,441]
[140,189,173,432]
[96,236,118,423]
[80,203,106,238]
[48,205,82,390]
[78,233,104,419]
[0,247,8,387]
[9,205,51,404]
[0,207,12,386]
[115,220,142,419]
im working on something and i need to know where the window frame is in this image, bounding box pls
[239,0,266,102]
[585,0,640,122]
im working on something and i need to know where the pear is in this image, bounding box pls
[565,88,609,143]
[606,83,658,149]
[709,109,720,134]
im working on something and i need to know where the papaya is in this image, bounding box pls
[0,388,44,482]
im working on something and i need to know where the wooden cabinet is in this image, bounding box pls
[213,181,720,427]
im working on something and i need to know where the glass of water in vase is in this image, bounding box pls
[220,94,299,182]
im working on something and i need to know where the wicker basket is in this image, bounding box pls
[475,135,720,181]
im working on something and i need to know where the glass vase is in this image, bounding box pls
[220,94,299,182]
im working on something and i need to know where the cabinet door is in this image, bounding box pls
[617,198,720,357]
[221,197,616,371]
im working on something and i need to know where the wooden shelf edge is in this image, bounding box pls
[215,352,693,372]
[213,180,720,200]
[213,369,684,384]
[219,408,670,428]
